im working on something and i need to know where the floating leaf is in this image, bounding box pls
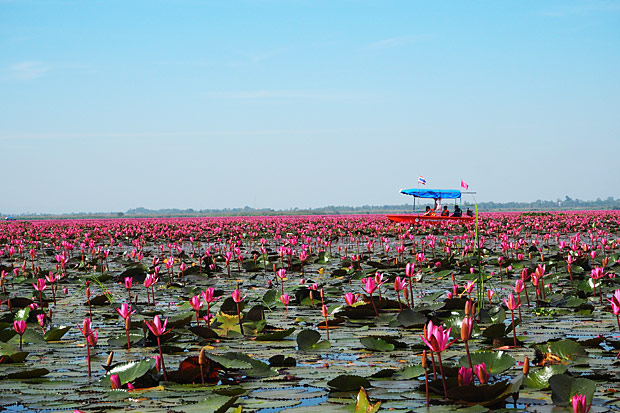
[297,329,330,351]
[104,359,156,385]
[536,339,585,360]
[6,368,49,379]
[549,374,596,406]
[394,364,425,380]
[360,337,394,352]
[396,310,427,328]
[458,351,515,375]
[255,327,295,341]
[14,307,30,321]
[43,326,71,342]
[327,375,370,392]
[524,365,568,389]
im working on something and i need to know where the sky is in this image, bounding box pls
[1,0,619,214]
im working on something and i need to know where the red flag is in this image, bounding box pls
[461,180,469,190]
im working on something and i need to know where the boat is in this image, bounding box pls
[386,188,475,224]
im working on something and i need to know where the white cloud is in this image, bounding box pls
[9,61,50,79]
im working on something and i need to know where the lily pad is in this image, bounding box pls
[360,337,395,352]
[43,326,71,342]
[458,351,515,374]
[296,329,330,351]
[396,309,427,328]
[255,327,295,341]
[524,365,568,389]
[327,374,371,392]
[104,358,156,385]
[549,374,596,406]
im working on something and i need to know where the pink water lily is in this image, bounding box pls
[115,303,136,319]
[344,292,359,306]
[474,362,489,384]
[458,366,473,386]
[13,320,26,351]
[572,394,590,413]
[280,293,290,309]
[421,322,456,398]
[145,315,169,381]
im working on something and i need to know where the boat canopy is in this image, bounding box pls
[400,189,462,199]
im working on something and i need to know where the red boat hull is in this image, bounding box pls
[386,214,474,224]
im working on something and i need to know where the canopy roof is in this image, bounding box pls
[400,189,462,199]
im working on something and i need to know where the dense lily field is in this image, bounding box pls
[1,212,619,412]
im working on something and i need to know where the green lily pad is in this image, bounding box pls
[255,327,295,341]
[360,337,395,352]
[458,351,515,374]
[43,326,71,342]
[104,358,156,385]
[549,374,596,406]
[327,374,371,392]
[396,310,427,328]
[296,329,330,351]
[6,368,50,379]
[524,365,568,389]
[536,339,585,360]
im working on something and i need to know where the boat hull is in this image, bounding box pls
[386,214,474,224]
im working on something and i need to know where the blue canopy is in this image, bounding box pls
[400,189,462,199]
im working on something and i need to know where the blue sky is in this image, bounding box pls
[1,0,619,214]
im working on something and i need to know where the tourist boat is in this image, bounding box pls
[386,188,475,224]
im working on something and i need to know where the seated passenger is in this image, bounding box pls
[466,208,474,217]
[424,206,436,216]
[452,205,462,217]
[441,206,449,216]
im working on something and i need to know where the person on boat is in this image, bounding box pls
[441,206,449,216]
[466,208,474,217]
[424,206,436,216]
[452,205,462,217]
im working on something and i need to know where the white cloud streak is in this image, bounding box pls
[8,61,50,79]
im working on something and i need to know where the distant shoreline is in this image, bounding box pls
[4,205,619,221]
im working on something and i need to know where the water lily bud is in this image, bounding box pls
[523,356,529,375]
[421,350,427,369]
[106,352,114,368]
[124,317,131,331]
[199,347,206,366]
[110,374,121,389]
[464,300,472,316]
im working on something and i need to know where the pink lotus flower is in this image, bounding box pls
[394,277,407,292]
[13,320,26,350]
[189,295,203,311]
[474,362,489,384]
[280,294,290,307]
[124,277,133,289]
[458,366,473,386]
[572,394,590,413]
[420,323,455,353]
[232,289,246,303]
[344,292,359,306]
[33,278,46,292]
[115,303,136,319]
[361,277,381,295]
[503,293,520,310]
[145,315,169,337]
[110,374,121,389]
[201,287,217,303]
[146,315,169,380]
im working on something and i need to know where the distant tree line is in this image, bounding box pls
[4,196,619,220]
